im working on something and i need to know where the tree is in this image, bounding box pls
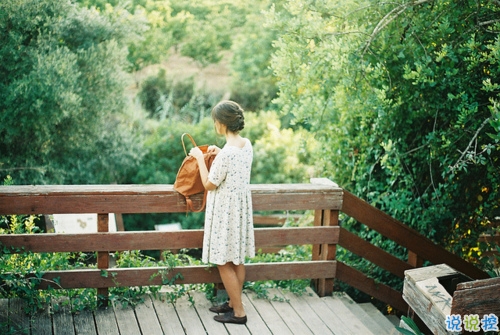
[229,1,280,111]
[126,1,192,72]
[267,0,500,266]
[0,0,144,184]
[178,2,246,67]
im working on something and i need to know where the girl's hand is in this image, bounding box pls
[189,147,204,159]
[207,145,221,155]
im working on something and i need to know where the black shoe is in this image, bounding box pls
[214,311,247,324]
[209,301,233,314]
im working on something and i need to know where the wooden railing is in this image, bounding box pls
[0,179,489,313]
[337,189,490,312]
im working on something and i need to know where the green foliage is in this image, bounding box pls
[108,250,199,307]
[243,215,315,299]
[0,214,97,315]
[137,69,222,122]
[174,1,246,67]
[180,21,224,67]
[127,0,280,108]
[229,2,279,111]
[138,69,171,117]
[75,0,189,71]
[267,0,500,272]
[396,316,425,335]
[248,111,318,184]
[0,0,285,186]
[126,1,189,71]
[0,0,144,185]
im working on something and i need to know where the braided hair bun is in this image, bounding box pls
[211,100,245,133]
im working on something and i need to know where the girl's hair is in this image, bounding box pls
[211,100,245,133]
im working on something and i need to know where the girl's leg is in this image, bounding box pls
[218,262,246,317]
[227,263,245,307]
[234,263,245,289]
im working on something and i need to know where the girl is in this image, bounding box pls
[189,100,254,325]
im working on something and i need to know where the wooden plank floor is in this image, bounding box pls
[1,288,399,335]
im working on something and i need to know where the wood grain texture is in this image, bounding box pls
[189,291,230,335]
[341,190,489,280]
[266,288,314,335]
[73,309,98,335]
[403,264,459,335]
[451,277,500,317]
[245,290,293,335]
[0,226,339,252]
[0,183,343,214]
[336,261,408,313]
[338,227,413,278]
[113,303,141,335]
[1,289,398,335]
[94,306,120,335]
[31,308,53,335]
[52,298,75,335]
[134,296,164,335]
[36,261,336,289]
[151,298,186,335]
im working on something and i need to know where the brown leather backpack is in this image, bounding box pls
[174,133,216,212]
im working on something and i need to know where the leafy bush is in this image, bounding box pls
[229,5,279,111]
[267,0,500,273]
[249,111,319,184]
[138,69,223,123]
[0,0,144,185]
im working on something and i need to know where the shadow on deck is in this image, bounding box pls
[1,288,399,335]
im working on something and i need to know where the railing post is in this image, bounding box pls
[313,209,339,296]
[311,178,339,297]
[97,214,110,305]
[408,250,423,268]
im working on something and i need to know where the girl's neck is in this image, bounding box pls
[225,132,245,148]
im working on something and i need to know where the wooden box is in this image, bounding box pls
[403,264,472,335]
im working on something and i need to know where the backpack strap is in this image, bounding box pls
[185,190,208,212]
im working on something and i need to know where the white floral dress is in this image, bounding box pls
[202,138,255,265]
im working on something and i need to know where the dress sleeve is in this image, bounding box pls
[208,151,229,186]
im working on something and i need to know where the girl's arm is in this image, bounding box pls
[189,147,217,191]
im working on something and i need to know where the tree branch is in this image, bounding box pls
[450,117,492,170]
[362,0,434,55]
[479,19,500,26]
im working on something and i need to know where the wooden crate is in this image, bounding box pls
[403,264,472,335]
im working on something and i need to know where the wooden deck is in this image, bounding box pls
[1,288,399,335]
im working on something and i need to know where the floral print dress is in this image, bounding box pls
[202,138,255,265]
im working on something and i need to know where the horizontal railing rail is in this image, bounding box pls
[1,227,338,290]
[0,183,342,214]
[0,227,338,253]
